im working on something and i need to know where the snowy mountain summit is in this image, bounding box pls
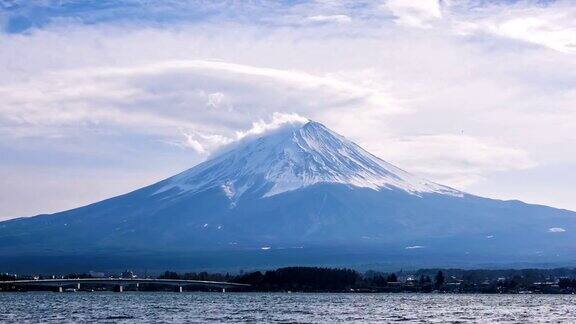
[155,121,460,200]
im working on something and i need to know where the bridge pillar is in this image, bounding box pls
[177,286,183,293]
[116,285,124,293]
[76,283,81,290]
[135,283,139,291]
[58,286,63,293]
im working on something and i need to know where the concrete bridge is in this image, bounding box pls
[1,278,250,292]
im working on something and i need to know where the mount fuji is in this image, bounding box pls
[1,121,575,272]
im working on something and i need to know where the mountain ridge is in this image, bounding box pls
[0,120,575,272]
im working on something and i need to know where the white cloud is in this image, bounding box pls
[203,112,309,158]
[495,17,576,53]
[548,227,566,233]
[306,14,352,24]
[449,1,576,53]
[405,245,425,249]
[384,0,442,28]
[379,0,576,53]
[206,92,225,109]
[235,112,309,139]
[0,59,403,142]
[374,134,536,188]
[181,133,206,154]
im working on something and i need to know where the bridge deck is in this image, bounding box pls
[1,278,249,288]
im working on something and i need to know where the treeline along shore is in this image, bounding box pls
[3,267,576,294]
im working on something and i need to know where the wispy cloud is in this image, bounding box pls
[306,14,352,24]
[235,112,309,140]
[449,0,576,53]
[0,58,404,143]
[383,0,442,29]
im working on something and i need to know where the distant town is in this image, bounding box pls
[3,267,576,294]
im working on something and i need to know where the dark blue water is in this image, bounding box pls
[1,292,575,323]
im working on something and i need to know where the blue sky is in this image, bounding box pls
[1,0,576,219]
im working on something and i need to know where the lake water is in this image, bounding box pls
[1,292,575,323]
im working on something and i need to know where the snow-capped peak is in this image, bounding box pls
[154,121,461,199]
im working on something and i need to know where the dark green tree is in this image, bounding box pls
[434,271,445,288]
[159,271,180,279]
[419,275,431,285]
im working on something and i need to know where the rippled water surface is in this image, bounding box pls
[1,292,576,323]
